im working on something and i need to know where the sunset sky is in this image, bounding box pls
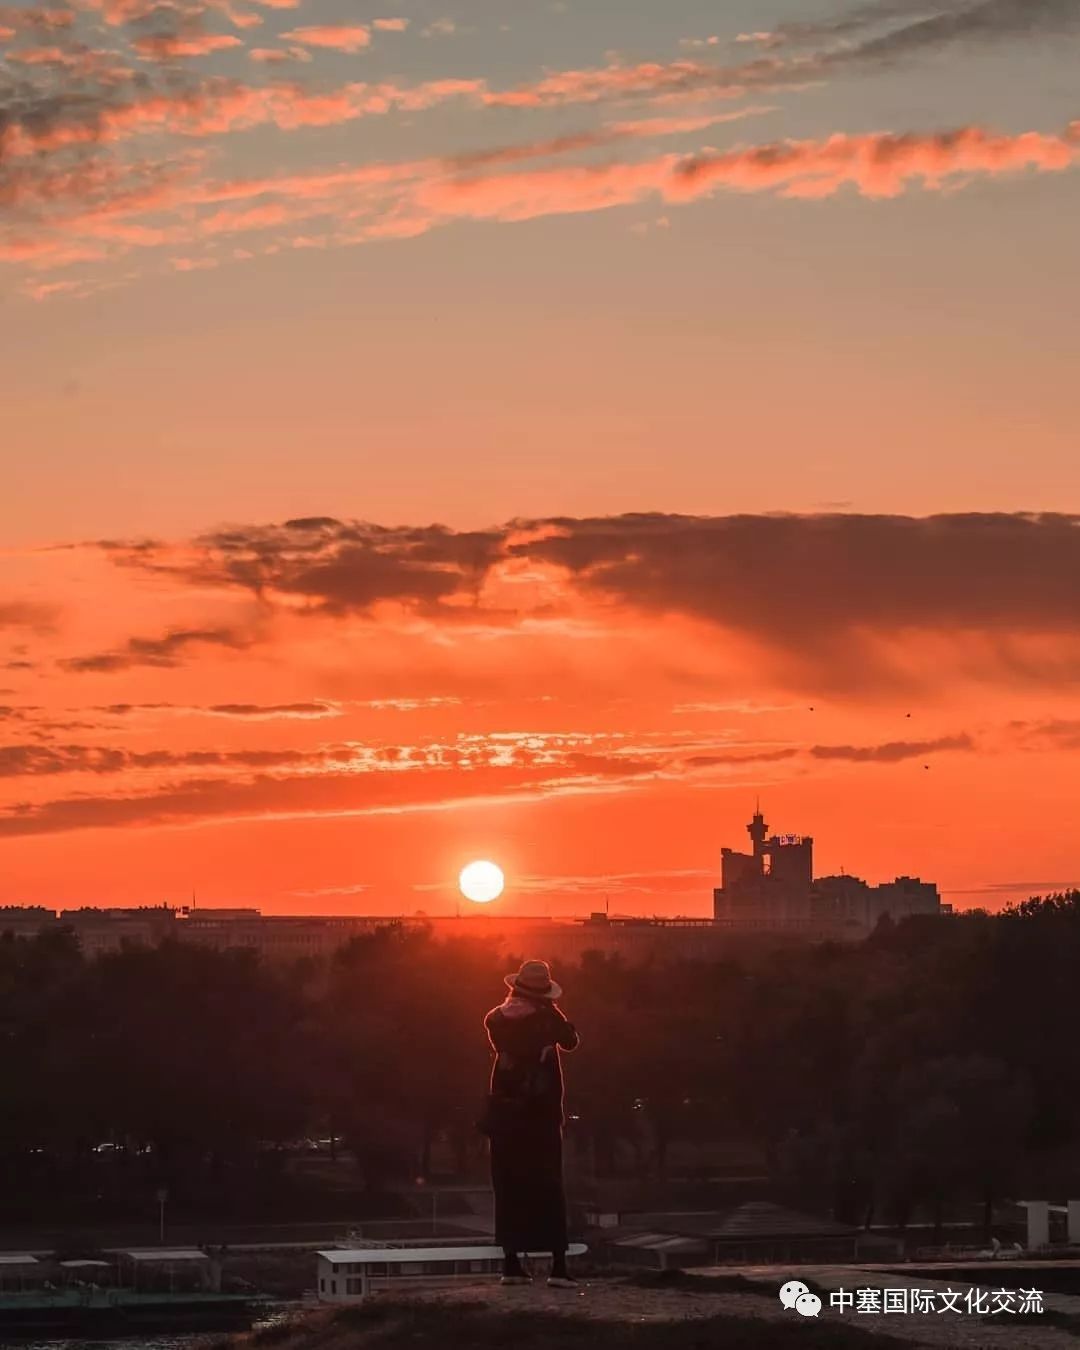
[2,0,1079,915]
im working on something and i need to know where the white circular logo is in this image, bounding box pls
[795,1292,822,1318]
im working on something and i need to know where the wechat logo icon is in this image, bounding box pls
[779,1281,822,1317]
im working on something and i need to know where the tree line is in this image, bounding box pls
[2,893,1079,1237]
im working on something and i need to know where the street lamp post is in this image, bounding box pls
[156,1186,168,1243]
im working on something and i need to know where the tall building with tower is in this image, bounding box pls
[713,805,944,933]
[714,804,816,929]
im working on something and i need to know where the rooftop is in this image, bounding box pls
[121,1248,210,1263]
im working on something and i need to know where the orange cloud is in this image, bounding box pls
[248,44,309,62]
[5,74,1079,294]
[4,44,79,64]
[132,31,243,58]
[81,0,278,21]
[279,23,371,51]
[223,6,261,27]
[422,123,1079,228]
[480,57,757,109]
[3,108,769,273]
[81,0,186,24]
[418,157,674,223]
[0,4,73,30]
[0,721,803,837]
[670,125,1079,200]
[2,80,406,155]
[0,50,773,171]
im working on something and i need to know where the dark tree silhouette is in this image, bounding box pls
[1,891,1079,1237]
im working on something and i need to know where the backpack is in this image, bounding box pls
[476,1059,549,1137]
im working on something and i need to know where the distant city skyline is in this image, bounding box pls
[5,803,958,941]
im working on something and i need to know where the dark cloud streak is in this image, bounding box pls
[810,733,974,762]
[59,626,250,672]
[0,756,658,837]
[513,512,1080,647]
[0,601,59,630]
[91,514,1080,687]
[841,0,1080,63]
[92,700,343,719]
[765,0,1080,60]
[0,742,311,776]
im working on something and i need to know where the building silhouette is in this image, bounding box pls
[713,805,945,933]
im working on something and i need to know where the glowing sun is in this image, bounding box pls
[459,860,505,904]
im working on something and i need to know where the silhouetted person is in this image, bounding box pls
[483,959,579,1287]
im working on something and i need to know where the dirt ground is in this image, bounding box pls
[394,1262,1080,1349]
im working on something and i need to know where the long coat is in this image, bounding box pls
[483,998,579,1253]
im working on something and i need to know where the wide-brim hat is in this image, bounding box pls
[504,959,562,1000]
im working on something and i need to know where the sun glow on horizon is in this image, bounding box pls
[459,859,505,903]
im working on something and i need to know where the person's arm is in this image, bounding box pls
[484,1009,507,1054]
[548,1003,580,1052]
